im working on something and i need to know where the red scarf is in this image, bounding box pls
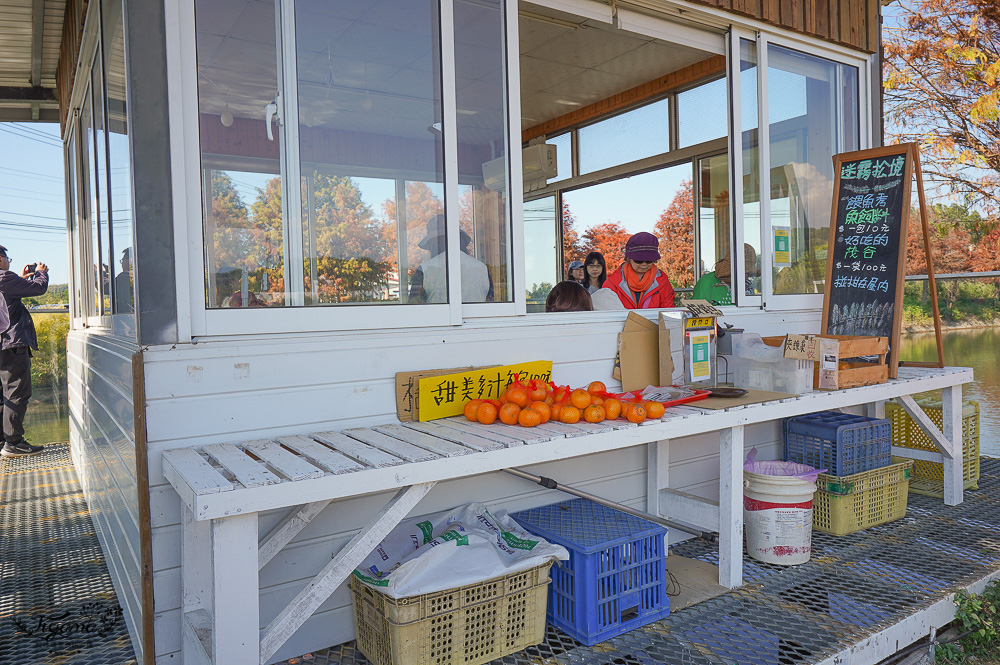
[623,263,657,300]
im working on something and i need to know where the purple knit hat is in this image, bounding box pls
[624,232,661,262]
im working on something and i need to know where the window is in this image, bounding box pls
[678,78,726,148]
[545,132,572,183]
[578,98,670,174]
[766,44,858,296]
[523,196,558,311]
[104,0,136,333]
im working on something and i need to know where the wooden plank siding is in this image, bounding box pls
[685,0,880,52]
[522,55,726,143]
[55,0,86,133]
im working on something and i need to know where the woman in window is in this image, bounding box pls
[581,251,607,294]
[604,232,675,309]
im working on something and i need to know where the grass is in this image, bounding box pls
[902,279,1000,328]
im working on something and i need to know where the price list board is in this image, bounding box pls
[822,144,917,378]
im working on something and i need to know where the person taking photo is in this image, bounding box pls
[0,247,49,457]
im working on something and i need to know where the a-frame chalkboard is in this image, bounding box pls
[821,143,944,378]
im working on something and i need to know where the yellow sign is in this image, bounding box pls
[418,360,553,421]
[689,333,711,380]
[774,227,790,266]
[684,317,716,329]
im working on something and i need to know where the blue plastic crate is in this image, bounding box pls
[783,411,891,476]
[510,498,669,645]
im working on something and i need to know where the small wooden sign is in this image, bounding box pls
[681,299,723,318]
[417,360,553,421]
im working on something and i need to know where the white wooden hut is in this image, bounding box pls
[3,0,972,663]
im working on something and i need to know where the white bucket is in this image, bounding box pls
[743,470,817,565]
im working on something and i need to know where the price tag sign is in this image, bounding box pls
[417,360,553,421]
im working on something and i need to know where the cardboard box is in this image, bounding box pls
[615,312,684,392]
[779,334,888,390]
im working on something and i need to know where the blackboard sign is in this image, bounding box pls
[822,144,917,378]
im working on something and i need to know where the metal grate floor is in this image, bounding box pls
[4,444,1000,665]
[279,459,1000,665]
[0,443,137,665]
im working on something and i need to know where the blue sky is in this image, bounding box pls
[0,123,67,284]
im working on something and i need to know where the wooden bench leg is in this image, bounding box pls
[719,426,744,589]
[942,386,963,506]
[646,439,669,517]
[212,513,260,664]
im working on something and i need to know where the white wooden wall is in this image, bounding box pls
[67,332,145,664]
[73,308,819,664]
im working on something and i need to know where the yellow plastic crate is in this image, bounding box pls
[812,460,913,536]
[886,399,979,497]
[350,563,551,665]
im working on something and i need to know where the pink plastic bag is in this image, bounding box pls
[743,447,825,482]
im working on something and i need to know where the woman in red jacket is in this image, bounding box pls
[604,232,676,309]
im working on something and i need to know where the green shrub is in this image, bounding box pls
[936,581,1000,663]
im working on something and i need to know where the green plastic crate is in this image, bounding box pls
[813,460,913,536]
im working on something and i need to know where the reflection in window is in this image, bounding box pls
[293,0,449,306]
[523,197,558,312]
[678,78,727,148]
[105,0,135,330]
[768,44,858,295]
[196,0,283,309]
[578,98,670,174]
[545,133,572,183]
[92,58,111,315]
[452,0,510,303]
[741,39,761,296]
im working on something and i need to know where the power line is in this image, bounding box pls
[9,123,62,142]
[0,126,62,149]
[0,210,64,220]
[0,221,66,233]
[0,166,63,182]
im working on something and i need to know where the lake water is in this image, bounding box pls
[900,327,1000,456]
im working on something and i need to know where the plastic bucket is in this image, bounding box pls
[743,466,817,565]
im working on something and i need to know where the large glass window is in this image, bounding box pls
[545,132,571,183]
[767,44,858,295]
[523,196,558,311]
[678,78,727,148]
[453,0,511,303]
[578,98,670,174]
[104,0,135,332]
[92,57,111,315]
[196,0,283,309]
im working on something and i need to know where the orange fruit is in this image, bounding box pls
[591,396,605,407]
[603,398,622,420]
[507,387,529,408]
[464,400,483,421]
[498,393,508,405]
[529,401,551,423]
[644,401,665,419]
[499,402,521,425]
[518,408,541,427]
[560,406,581,424]
[570,389,592,409]
[587,381,607,394]
[544,395,555,406]
[552,387,568,403]
[477,402,498,425]
[583,405,605,423]
[550,403,563,421]
[528,384,548,402]
[486,399,502,410]
[626,403,646,423]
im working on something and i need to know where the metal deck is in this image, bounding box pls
[0,443,136,665]
[4,445,1000,665]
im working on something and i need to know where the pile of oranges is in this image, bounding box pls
[463,379,666,428]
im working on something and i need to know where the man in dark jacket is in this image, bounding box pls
[0,246,49,457]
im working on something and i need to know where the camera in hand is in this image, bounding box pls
[26,264,36,273]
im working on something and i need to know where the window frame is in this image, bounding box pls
[737,29,871,311]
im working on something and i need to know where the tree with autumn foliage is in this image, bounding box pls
[883,0,1000,214]
[654,179,695,287]
[904,205,974,307]
[562,201,586,272]
[582,222,630,271]
[381,181,444,278]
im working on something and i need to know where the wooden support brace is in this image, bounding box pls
[719,426,744,589]
[942,386,963,506]
[890,446,943,464]
[259,500,333,569]
[894,395,955,458]
[258,482,436,664]
[646,439,669,516]
[658,488,720,532]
